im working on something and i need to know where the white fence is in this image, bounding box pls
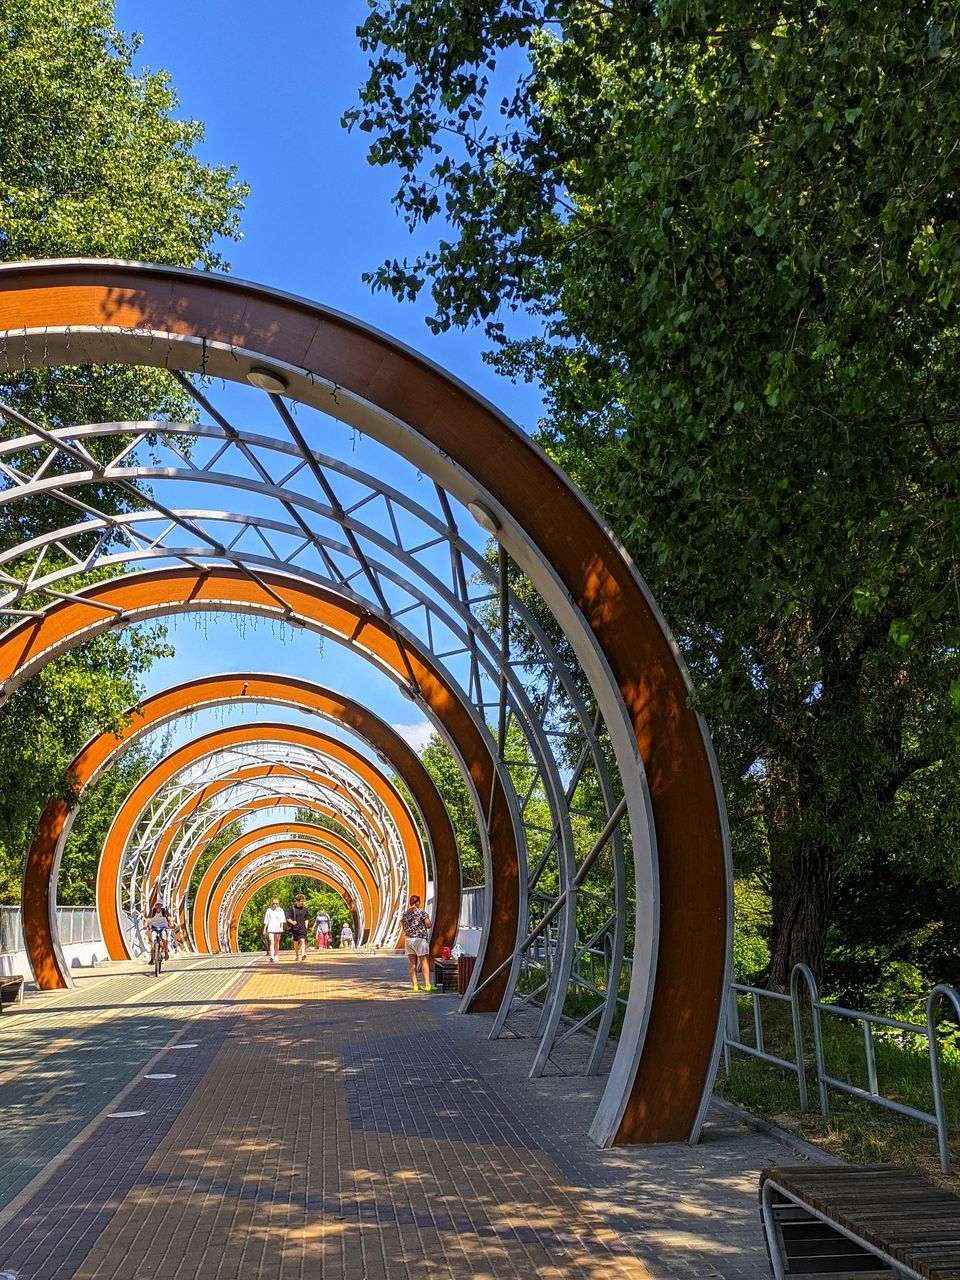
[0,905,106,978]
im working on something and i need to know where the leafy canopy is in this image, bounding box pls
[348,0,960,987]
[0,0,247,901]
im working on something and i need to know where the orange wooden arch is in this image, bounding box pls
[194,824,379,952]
[12,567,517,1017]
[96,721,424,961]
[203,838,374,952]
[227,868,356,953]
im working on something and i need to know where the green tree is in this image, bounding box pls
[57,742,155,905]
[348,0,960,988]
[420,732,485,886]
[303,885,353,943]
[0,0,246,900]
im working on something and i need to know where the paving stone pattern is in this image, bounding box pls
[344,1031,538,1148]
[0,952,814,1278]
[0,956,245,1212]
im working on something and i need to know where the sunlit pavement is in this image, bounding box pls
[0,952,805,1278]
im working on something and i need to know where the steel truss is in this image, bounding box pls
[1,411,629,1079]
[115,738,411,953]
[0,259,732,1149]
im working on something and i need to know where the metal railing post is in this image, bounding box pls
[790,964,824,1114]
[927,984,960,1174]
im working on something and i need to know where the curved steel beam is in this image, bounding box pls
[0,259,729,1145]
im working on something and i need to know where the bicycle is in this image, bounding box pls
[150,927,168,978]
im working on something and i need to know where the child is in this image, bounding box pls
[339,922,355,949]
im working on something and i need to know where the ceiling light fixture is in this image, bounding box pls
[246,367,289,394]
[467,499,501,535]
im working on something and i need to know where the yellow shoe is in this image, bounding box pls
[412,984,420,991]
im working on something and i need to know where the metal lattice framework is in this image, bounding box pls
[30,672,461,962]
[0,414,611,1058]
[138,769,387,952]
[158,783,397,947]
[99,723,426,958]
[0,260,730,1147]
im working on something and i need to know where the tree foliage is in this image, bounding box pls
[57,742,155,905]
[0,0,246,902]
[236,877,354,952]
[348,0,960,990]
[420,731,485,886]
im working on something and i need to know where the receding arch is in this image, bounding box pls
[165,787,387,947]
[146,768,393,942]
[227,866,358,954]
[194,825,380,953]
[41,673,459,931]
[205,841,373,951]
[13,580,516,1012]
[96,721,425,960]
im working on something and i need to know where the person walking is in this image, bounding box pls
[314,908,331,949]
[262,897,286,963]
[400,894,433,992]
[287,894,309,962]
[339,922,355,949]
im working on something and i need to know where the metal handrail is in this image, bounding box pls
[724,963,960,1172]
[1,904,102,953]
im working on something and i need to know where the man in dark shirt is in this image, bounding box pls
[287,894,310,963]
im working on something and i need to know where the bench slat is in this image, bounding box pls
[762,1167,960,1279]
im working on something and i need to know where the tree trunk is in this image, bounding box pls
[765,756,834,991]
[768,839,833,990]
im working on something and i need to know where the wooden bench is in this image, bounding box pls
[760,1166,960,1279]
[0,974,24,1011]
[433,958,458,992]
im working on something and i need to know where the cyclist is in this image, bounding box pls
[145,902,171,966]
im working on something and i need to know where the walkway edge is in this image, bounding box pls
[711,1096,845,1166]
[0,956,255,1233]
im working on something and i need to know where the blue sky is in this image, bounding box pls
[113,1,543,760]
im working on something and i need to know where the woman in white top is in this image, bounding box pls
[262,897,287,963]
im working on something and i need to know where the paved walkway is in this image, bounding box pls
[0,953,811,1278]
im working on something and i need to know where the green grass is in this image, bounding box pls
[717,995,960,1190]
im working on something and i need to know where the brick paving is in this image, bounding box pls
[0,952,816,1278]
